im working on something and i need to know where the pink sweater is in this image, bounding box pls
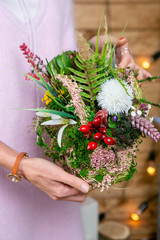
[0,0,84,239]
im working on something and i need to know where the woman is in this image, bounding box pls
[0,0,151,239]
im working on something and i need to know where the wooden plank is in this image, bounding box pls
[110,3,160,30]
[74,3,160,30]
[74,4,107,30]
[74,0,159,3]
[111,31,160,56]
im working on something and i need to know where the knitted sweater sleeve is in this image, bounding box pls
[62,0,77,51]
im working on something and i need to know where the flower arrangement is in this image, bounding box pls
[19,27,160,191]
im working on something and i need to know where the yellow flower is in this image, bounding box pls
[58,89,65,99]
[41,91,52,105]
[60,89,65,95]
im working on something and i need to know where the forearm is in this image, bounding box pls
[0,141,19,171]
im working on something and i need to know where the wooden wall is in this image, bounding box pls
[73,0,160,239]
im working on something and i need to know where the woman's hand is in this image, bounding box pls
[19,157,89,202]
[89,35,152,80]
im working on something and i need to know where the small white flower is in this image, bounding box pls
[148,104,151,109]
[97,78,133,115]
[144,110,149,117]
[36,112,77,147]
[137,110,142,116]
[131,106,136,110]
[149,117,154,123]
[131,111,136,117]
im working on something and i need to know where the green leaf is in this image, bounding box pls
[23,73,47,89]
[72,76,87,84]
[112,48,116,69]
[74,59,85,70]
[76,53,84,64]
[106,129,113,137]
[96,174,103,182]
[116,77,130,96]
[92,86,101,95]
[101,42,108,63]
[67,67,86,78]
[14,108,76,118]
[78,85,89,91]
[87,67,106,75]
[80,92,91,99]
[47,57,60,76]
[90,77,109,88]
[108,122,116,128]
[89,72,107,82]
[80,168,89,178]
[96,11,104,53]
[33,67,55,96]
[138,76,159,83]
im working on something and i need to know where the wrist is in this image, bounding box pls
[17,155,31,179]
[0,142,19,171]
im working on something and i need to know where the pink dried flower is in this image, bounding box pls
[131,115,160,142]
[55,75,88,124]
[90,145,116,170]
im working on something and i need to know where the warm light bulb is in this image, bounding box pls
[141,60,150,69]
[130,213,139,221]
[147,166,156,176]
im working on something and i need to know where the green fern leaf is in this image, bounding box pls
[76,53,84,64]
[79,85,89,91]
[92,86,101,95]
[90,77,109,88]
[67,67,86,78]
[74,59,85,70]
[72,76,87,84]
[80,92,91,99]
[87,67,106,75]
[89,72,107,82]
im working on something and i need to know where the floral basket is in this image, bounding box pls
[19,29,160,191]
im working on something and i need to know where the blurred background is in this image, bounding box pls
[73,0,160,239]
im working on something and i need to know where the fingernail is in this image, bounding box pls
[81,183,89,193]
[120,37,125,40]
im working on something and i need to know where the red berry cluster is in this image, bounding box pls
[79,117,115,150]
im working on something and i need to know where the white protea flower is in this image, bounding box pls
[36,112,76,147]
[97,78,133,114]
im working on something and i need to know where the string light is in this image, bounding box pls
[147,163,156,176]
[141,59,150,69]
[130,195,158,222]
[130,213,139,221]
[146,150,156,176]
[140,50,160,69]
[130,202,148,221]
